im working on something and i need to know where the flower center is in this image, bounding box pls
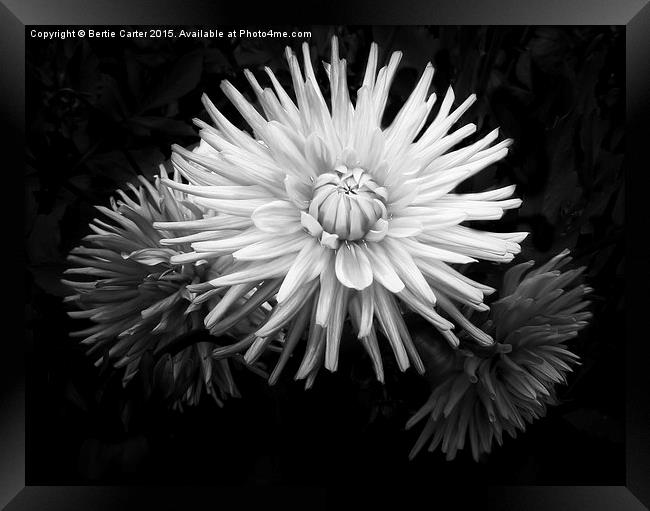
[308,165,387,241]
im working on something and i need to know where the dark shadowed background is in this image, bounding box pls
[25,25,625,486]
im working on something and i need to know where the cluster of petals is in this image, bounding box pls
[156,37,527,384]
[63,167,264,407]
[406,250,592,461]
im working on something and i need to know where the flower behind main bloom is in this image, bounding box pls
[406,250,592,461]
[156,37,527,385]
[63,166,265,408]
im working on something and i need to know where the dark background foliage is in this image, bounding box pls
[25,25,624,485]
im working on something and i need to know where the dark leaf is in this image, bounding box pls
[515,51,532,90]
[203,48,231,75]
[65,380,89,411]
[372,26,438,72]
[153,353,175,399]
[141,50,203,112]
[125,49,145,107]
[129,116,197,137]
[95,74,130,121]
[78,438,109,480]
[529,28,572,76]
[127,147,166,180]
[120,400,133,432]
[30,264,70,297]
[26,197,67,264]
[139,350,155,399]
[74,40,101,96]
[85,150,138,185]
[234,39,284,70]
[119,436,149,473]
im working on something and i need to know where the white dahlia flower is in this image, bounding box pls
[406,250,592,461]
[63,166,266,407]
[157,37,526,385]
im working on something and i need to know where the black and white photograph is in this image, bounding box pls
[5,4,650,510]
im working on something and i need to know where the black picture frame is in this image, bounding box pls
[5,1,649,509]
